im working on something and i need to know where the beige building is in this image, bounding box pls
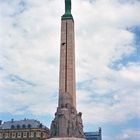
[0,119,49,140]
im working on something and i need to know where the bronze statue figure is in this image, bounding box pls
[65,0,71,14]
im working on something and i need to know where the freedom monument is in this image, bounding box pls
[49,0,85,140]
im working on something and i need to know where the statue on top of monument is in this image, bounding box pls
[62,0,73,19]
[65,0,71,15]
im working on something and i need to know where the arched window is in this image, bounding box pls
[41,132,43,138]
[28,124,31,128]
[17,124,20,129]
[11,125,15,129]
[22,124,26,128]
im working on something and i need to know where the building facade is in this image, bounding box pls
[0,119,102,140]
[84,128,102,140]
[0,119,49,140]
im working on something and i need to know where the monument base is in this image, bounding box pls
[47,138,86,140]
[50,93,85,138]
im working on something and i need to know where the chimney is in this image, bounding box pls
[99,127,101,133]
[11,119,14,123]
[99,127,102,140]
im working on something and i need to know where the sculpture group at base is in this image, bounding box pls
[50,93,85,138]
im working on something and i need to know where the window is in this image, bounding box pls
[30,132,34,138]
[34,132,36,137]
[17,124,20,129]
[11,125,15,129]
[28,124,31,128]
[5,133,9,138]
[0,133,3,139]
[17,132,21,138]
[22,124,26,128]
[42,132,47,138]
[12,133,16,138]
[36,132,41,138]
[23,132,27,138]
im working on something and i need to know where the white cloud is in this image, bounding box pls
[120,63,140,81]
[77,63,140,124]
[117,129,140,140]
[103,129,140,140]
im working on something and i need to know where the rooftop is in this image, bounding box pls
[0,119,49,130]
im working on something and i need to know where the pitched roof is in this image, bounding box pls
[0,119,48,130]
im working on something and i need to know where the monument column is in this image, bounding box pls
[50,0,85,139]
[59,10,76,108]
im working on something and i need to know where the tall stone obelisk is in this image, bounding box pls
[50,0,85,139]
[59,0,76,108]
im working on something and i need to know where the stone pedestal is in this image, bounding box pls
[50,93,85,138]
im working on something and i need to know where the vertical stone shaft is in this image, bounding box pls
[59,19,76,107]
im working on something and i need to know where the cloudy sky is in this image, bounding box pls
[0,0,140,139]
